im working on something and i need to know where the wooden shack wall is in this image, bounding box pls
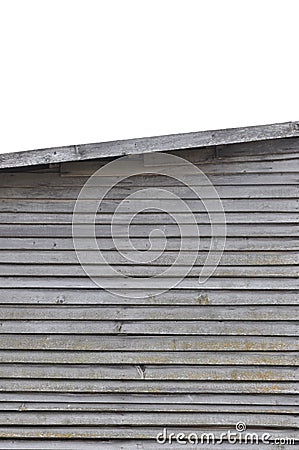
[0,138,297,448]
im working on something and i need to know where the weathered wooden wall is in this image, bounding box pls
[0,138,298,448]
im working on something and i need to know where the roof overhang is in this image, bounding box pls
[1,121,299,170]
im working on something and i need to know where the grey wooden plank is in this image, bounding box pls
[1,264,298,278]
[62,151,299,174]
[0,380,296,394]
[97,184,299,199]
[1,276,298,289]
[0,440,297,450]
[0,351,296,365]
[62,156,299,176]
[0,411,296,427]
[0,288,296,305]
[0,401,296,414]
[1,121,298,170]
[211,150,299,163]
[0,305,296,320]
[0,428,297,441]
[1,171,299,187]
[1,223,299,237]
[1,198,298,213]
[2,212,299,225]
[172,146,299,162]
[0,335,296,351]
[0,320,296,336]
[0,364,295,381]
[217,136,299,157]
[0,250,298,265]
[0,392,296,405]
[0,184,298,199]
[0,237,297,251]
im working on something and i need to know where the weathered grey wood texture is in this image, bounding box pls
[0,132,298,448]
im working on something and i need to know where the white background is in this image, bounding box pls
[0,0,298,154]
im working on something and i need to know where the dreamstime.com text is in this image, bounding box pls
[156,423,296,446]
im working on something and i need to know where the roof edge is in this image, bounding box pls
[1,121,299,170]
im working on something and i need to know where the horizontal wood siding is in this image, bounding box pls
[0,138,298,448]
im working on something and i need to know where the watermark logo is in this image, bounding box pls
[72,152,226,298]
[235,421,247,432]
[156,423,296,446]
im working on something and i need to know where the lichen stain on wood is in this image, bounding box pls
[197,294,210,304]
